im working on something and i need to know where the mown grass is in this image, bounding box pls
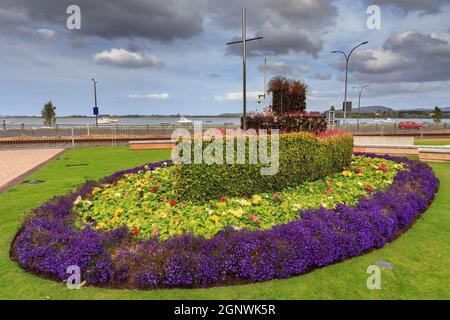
[0,147,449,300]
[414,138,450,146]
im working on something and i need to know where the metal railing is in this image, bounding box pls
[0,124,240,149]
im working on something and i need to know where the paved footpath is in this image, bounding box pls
[0,149,65,193]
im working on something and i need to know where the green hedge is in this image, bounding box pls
[172,132,353,201]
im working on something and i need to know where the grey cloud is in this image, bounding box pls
[314,72,332,80]
[226,23,323,57]
[373,0,449,15]
[258,61,290,74]
[217,0,337,57]
[1,0,336,57]
[0,0,204,42]
[335,30,450,83]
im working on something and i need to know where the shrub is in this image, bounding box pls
[245,113,327,133]
[172,132,353,201]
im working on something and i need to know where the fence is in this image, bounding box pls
[337,123,449,136]
[1,122,449,150]
[0,124,239,149]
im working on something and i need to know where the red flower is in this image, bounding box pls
[328,187,335,193]
[378,165,388,173]
[273,193,281,199]
[169,199,176,206]
[131,228,140,235]
[150,186,159,193]
[219,196,227,202]
[248,214,260,223]
[365,185,374,191]
[354,168,362,174]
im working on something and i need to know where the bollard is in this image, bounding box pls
[71,127,75,148]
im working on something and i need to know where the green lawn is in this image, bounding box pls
[414,138,450,146]
[0,147,449,300]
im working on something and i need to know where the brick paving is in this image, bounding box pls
[0,149,65,191]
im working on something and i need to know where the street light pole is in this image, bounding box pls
[91,78,98,127]
[331,41,368,127]
[263,57,267,110]
[353,85,370,130]
[257,58,267,110]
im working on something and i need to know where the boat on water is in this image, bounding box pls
[177,116,193,124]
[374,118,396,123]
[97,117,119,124]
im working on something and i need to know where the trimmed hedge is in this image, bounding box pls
[245,113,327,133]
[173,132,353,201]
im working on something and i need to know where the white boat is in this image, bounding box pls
[97,117,119,124]
[177,116,193,124]
[374,118,396,123]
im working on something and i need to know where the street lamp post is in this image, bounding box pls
[331,41,368,126]
[257,58,267,110]
[353,85,370,130]
[91,78,98,127]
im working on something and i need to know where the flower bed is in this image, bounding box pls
[10,154,439,289]
[73,155,403,240]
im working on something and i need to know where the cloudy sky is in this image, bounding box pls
[0,0,450,116]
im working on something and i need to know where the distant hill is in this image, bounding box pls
[358,106,393,113]
[399,107,450,113]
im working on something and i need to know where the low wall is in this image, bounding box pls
[129,140,176,150]
[353,135,414,146]
[354,144,450,163]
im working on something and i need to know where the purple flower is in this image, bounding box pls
[10,155,439,289]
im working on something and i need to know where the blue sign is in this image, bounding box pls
[93,107,99,115]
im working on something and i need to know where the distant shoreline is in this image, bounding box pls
[0,114,243,119]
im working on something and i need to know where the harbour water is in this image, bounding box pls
[0,116,241,127]
[0,116,448,128]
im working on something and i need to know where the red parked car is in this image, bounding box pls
[398,121,425,130]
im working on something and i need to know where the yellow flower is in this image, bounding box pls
[159,211,168,219]
[210,215,221,223]
[95,222,107,230]
[111,216,119,224]
[91,187,102,195]
[292,204,302,211]
[236,199,252,207]
[115,208,125,216]
[342,170,353,177]
[393,163,403,170]
[216,202,227,208]
[251,195,262,205]
[231,208,244,218]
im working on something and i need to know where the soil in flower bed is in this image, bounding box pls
[73,155,404,240]
[10,154,439,290]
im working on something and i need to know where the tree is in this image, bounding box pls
[432,106,442,124]
[41,101,56,126]
[267,76,309,114]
